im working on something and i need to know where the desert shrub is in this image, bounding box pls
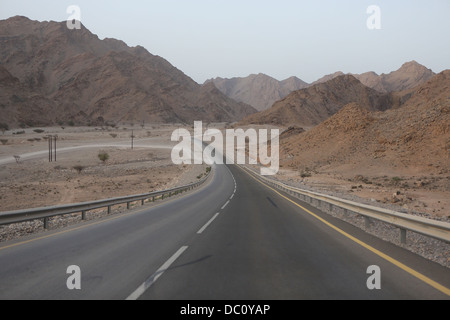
[110,133,117,138]
[73,165,85,174]
[98,152,110,163]
[33,129,45,133]
[0,123,8,133]
[301,172,312,178]
[0,139,7,145]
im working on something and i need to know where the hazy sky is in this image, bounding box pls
[1,0,449,84]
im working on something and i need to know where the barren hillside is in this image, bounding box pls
[277,71,449,216]
[0,16,256,128]
[206,73,308,111]
[239,75,392,127]
[281,70,449,172]
[312,61,435,93]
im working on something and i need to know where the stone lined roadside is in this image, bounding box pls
[0,163,209,244]
[246,165,450,269]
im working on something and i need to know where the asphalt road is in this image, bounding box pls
[0,164,449,300]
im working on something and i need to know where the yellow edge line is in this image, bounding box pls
[241,167,450,297]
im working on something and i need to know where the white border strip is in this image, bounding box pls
[126,246,189,300]
[197,212,221,234]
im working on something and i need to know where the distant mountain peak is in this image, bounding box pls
[401,60,422,67]
[239,73,392,127]
[208,73,309,111]
[397,61,434,76]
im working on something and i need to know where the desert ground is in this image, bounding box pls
[0,124,208,213]
[0,123,448,220]
[234,123,449,220]
[273,166,449,220]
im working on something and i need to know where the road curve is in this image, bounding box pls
[0,139,173,165]
[0,164,449,300]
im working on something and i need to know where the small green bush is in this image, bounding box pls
[300,171,312,178]
[98,152,110,163]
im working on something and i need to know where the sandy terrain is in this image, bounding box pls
[0,125,208,212]
[236,121,448,220]
[1,123,447,219]
[273,166,449,220]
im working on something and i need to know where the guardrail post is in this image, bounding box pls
[82,211,86,220]
[127,202,131,210]
[108,206,111,214]
[141,199,145,206]
[364,217,371,229]
[44,217,49,229]
[400,228,407,244]
[329,203,333,212]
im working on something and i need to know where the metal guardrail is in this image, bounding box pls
[0,171,211,229]
[241,165,450,244]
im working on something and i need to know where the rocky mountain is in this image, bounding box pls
[0,64,55,127]
[312,61,435,93]
[280,70,450,174]
[372,61,436,93]
[239,75,392,127]
[310,72,345,86]
[209,61,434,113]
[0,16,257,128]
[206,73,309,111]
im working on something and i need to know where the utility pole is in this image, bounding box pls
[48,135,57,162]
[54,135,57,162]
[49,135,52,162]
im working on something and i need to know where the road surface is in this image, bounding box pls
[0,164,449,300]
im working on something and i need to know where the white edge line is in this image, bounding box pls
[126,246,189,300]
[197,212,221,234]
